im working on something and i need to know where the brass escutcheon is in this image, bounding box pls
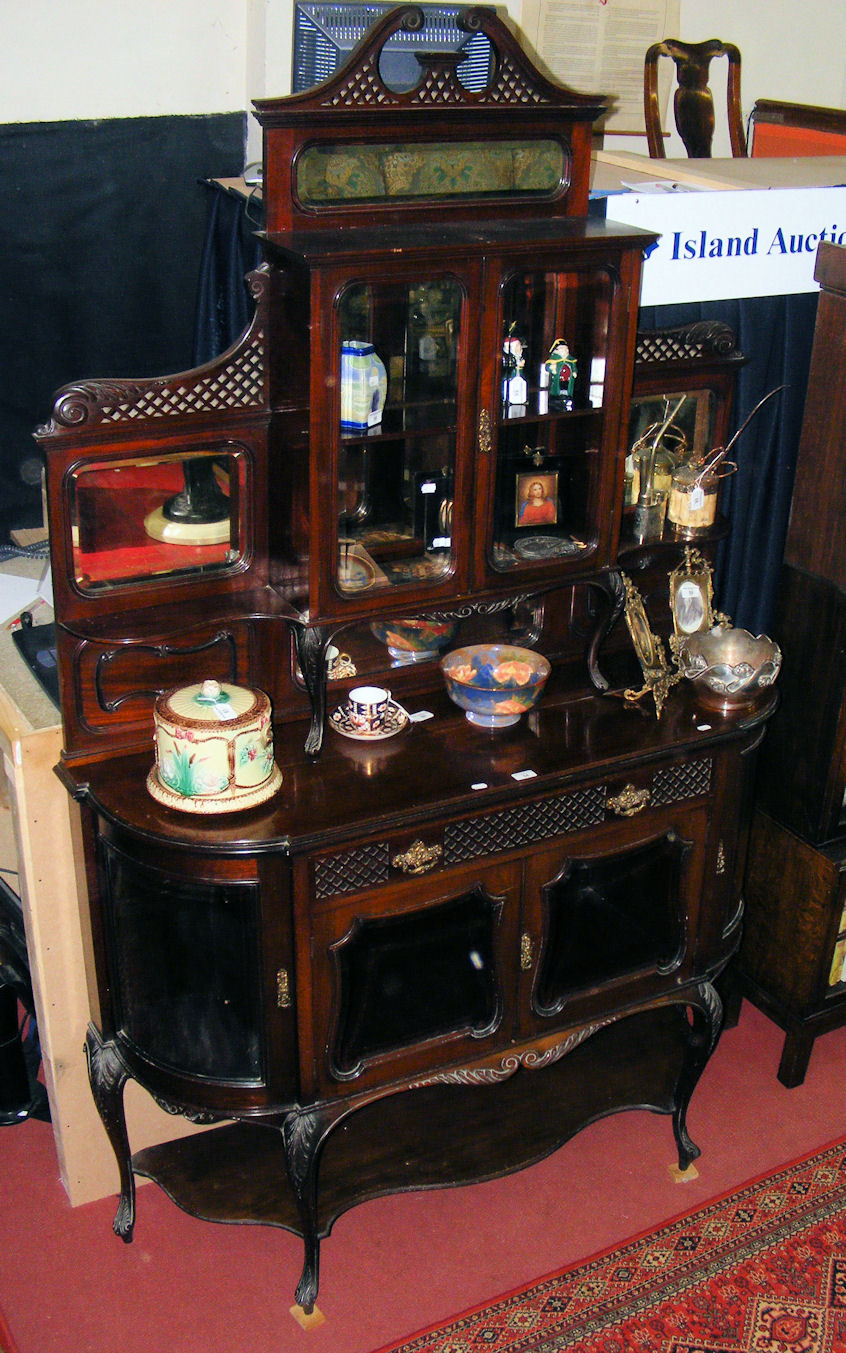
[606,784,651,817]
[478,409,492,454]
[391,839,443,875]
[520,932,534,971]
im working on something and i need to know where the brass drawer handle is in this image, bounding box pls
[391,839,443,875]
[607,784,651,817]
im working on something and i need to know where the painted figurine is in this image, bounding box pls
[544,339,577,410]
[502,328,528,408]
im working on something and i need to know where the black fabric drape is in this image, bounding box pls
[0,114,245,539]
[193,183,263,366]
[640,293,817,634]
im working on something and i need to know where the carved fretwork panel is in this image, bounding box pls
[652,758,712,806]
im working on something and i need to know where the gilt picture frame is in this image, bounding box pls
[669,547,726,642]
[515,471,559,529]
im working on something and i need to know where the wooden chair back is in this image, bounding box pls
[644,39,747,158]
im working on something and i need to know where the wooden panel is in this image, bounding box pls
[0,719,211,1206]
[783,242,846,591]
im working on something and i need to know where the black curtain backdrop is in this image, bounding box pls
[194,184,819,638]
[641,294,817,635]
[193,181,263,366]
[0,114,245,538]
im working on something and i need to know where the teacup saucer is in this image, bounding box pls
[329,700,409,741]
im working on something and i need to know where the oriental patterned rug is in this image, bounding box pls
[378,1137,846,1353]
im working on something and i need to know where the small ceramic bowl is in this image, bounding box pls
[677,626,781,713]
[441,644,551,728]
[371,617,460,664]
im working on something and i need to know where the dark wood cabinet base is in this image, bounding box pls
[130,998,716,1310]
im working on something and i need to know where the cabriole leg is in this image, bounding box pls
[84,1024,135,1241]
[281,1106,330,1314]
[673,981,723,1171]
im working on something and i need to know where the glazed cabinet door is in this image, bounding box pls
[517,802,710,1036]
[303,856,523,1098]
[472,242,642,587]
[93,826,299,1113]
[307,259,482,621]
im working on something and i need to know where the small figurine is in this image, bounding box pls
[543,339,577,410]
[502,326,527,409]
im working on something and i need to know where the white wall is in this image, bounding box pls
[0,1,247,122]
[3,0,845,158]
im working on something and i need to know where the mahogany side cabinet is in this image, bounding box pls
[35,7,771,1313]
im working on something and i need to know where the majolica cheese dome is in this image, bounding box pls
[147,679,282,814]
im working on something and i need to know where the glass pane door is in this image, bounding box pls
[102,844,263,1083]
[330,888,501,1079]
[334,277,464,596]
[534,832,688,1016]
[487,267,612,573]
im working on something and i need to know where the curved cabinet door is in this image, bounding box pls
[518,804,709,1033]
[96,831,298,1111]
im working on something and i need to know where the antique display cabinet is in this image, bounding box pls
[36,8,773,1314]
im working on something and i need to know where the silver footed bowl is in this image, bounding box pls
[677,625,781,713]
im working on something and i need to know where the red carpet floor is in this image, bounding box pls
[376,1135,846,1352]
[1,1001,845,1353]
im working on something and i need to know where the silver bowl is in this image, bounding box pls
[677,625,781,713]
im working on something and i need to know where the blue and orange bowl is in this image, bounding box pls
[440,644,551,728]
[371,617,460,664]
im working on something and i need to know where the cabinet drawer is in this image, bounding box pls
[311,756,713,900]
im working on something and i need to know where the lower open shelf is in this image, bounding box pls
[133,1004,694,1241]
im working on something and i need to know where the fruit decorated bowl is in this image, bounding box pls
[440,644,551,728]
[370,616,460,663]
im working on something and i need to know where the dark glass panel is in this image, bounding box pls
[536,834,686,1012]
[331,888,501,1075]
[103,845,262,1082]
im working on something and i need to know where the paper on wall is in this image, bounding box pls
[521,0,679,133]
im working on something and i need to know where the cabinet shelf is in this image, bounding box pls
[340,400,457,442]
[133,1004,692,1239]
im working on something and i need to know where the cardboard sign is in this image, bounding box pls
[607,185,846,304]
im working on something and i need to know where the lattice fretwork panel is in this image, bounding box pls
[444,785,607,864]
[314,841,391,899]
[651,758,712,806]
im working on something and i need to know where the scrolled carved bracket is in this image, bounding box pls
[409,1019,615,1088]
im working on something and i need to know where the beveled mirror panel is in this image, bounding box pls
[628,389,717,470]
[69,445,248,591]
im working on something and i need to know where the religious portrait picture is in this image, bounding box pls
[515,472,559,528]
